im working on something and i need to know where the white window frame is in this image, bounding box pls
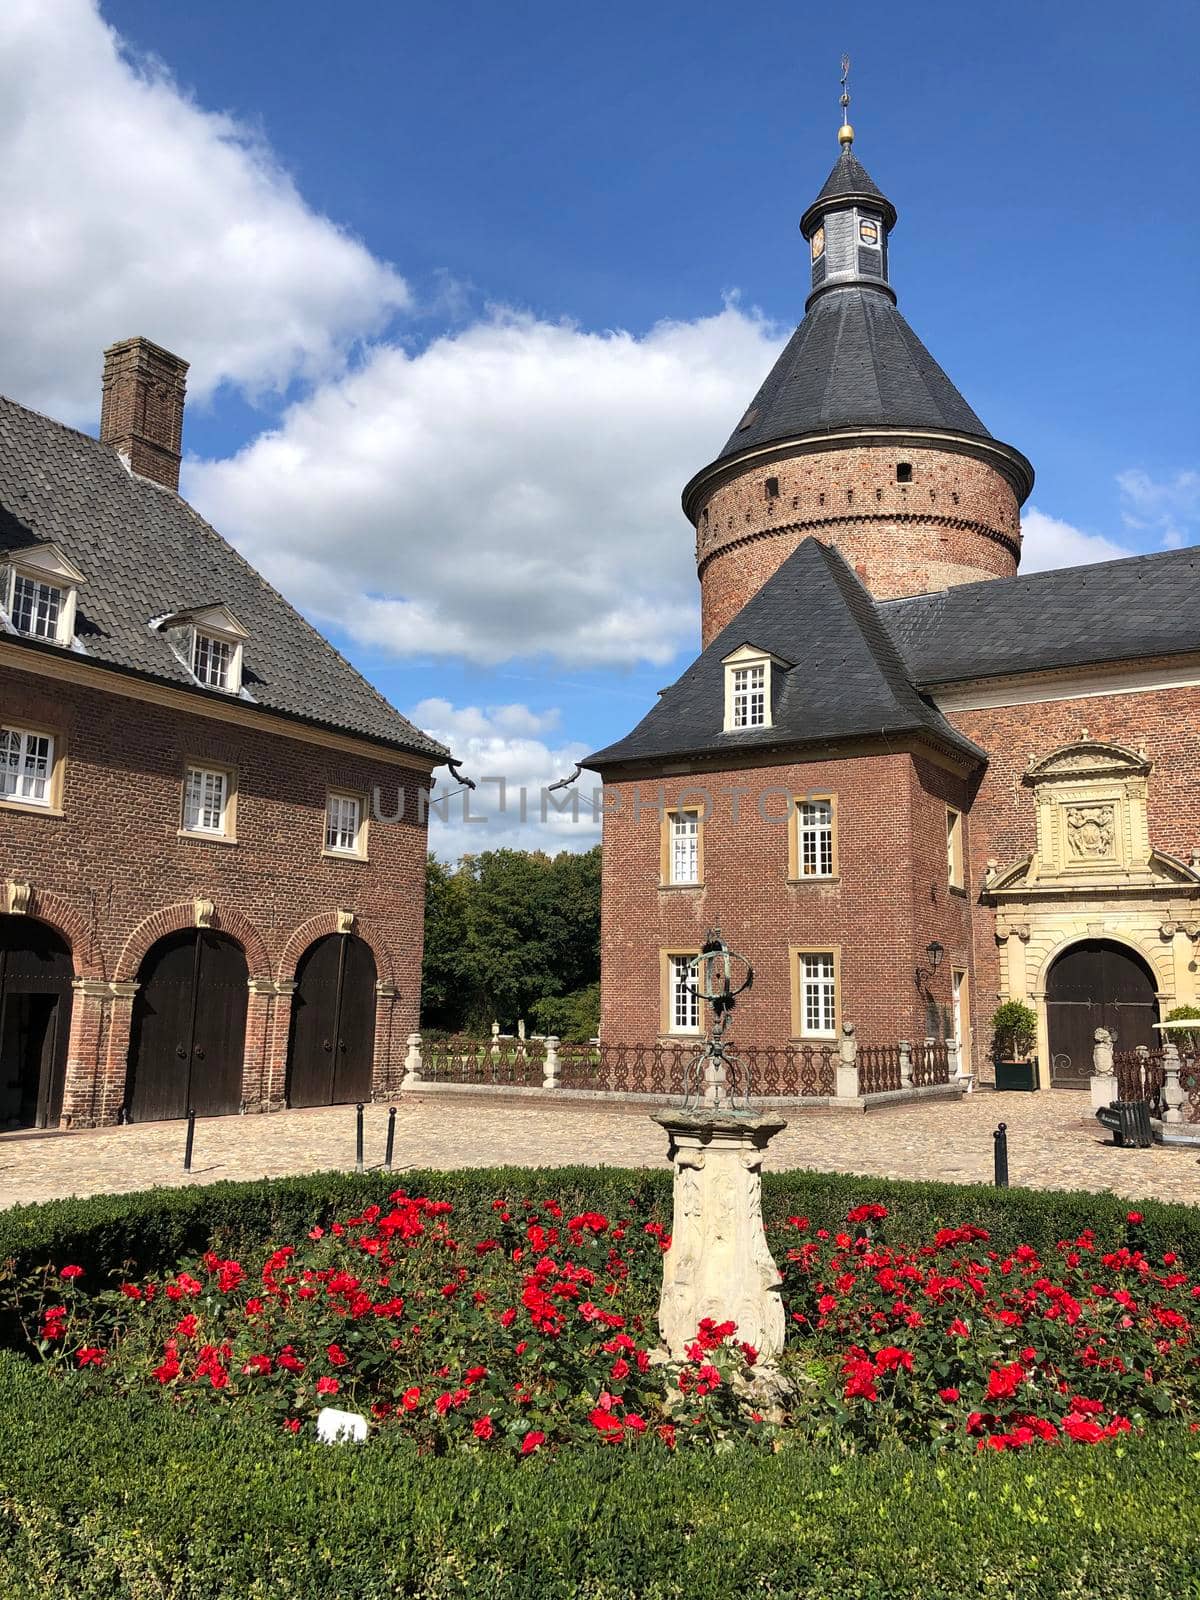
[666,952,701,1036]
[666,809,701,886]
[181,764,232,837]
[796,798,835,878]
[192,629,238,691]
[324,791,366,859]
[795,950,838,1039]
[0,724,56,809]
[722,645,780,733]
[2,545,83,647]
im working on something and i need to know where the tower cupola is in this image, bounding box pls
[800,146,898,309]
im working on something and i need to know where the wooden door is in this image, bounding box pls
[126,931,247,1121]
[1046,941,1159,1088]
[0,916,72,1129]
[286,935,376,1107]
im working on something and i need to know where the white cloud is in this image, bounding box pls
[0,0,408,423]
[1018,505,1134,572]
[186,304,782,667]
[409,698,600,858]
[1116,468,1200,550]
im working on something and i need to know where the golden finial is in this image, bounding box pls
[838,53,854,147]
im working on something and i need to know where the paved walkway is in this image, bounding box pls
[1,1088,1198,1211]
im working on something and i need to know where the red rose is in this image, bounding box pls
[938,1387,960,1402]
[316,1377,339,1396]
[76,1347,105,1367]
[465,1365,488,1384]
[59,1265,84,1280]
[846,1204,888,1226]
[521,1430,545,1455]
[400,1387,421,1411]
[589,1407,624,1437]
[326,1344,349,1367]
[473,1416,494,1440]
[499,1308,517,1328]
[283,1418,302,1433]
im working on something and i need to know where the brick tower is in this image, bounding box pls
[684,121,1035,647]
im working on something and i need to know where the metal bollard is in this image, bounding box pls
[384,1105,397,1171]
[993,1121,1009,1188]
[183,1107,196,1173]
[356,1102,365,1173]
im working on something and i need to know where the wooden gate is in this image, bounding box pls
[0,916,72,1130]
[286,934,377,1107]
[1046,940,1159,1089]
[126,930,248,1121]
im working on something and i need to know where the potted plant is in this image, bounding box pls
[990,1000,1039,1091]
[1163,1004,1200,1052]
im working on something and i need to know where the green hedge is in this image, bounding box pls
[0,1352,1196,1599]
[2,1163,1198,1299]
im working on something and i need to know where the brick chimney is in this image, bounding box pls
[100,337,189,491]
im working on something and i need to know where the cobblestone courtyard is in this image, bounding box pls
[1,1088,1198,1210]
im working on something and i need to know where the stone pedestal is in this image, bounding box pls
[651,1111,788,1362]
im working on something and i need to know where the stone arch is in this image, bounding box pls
[6,888,104,979]
[114,901,271,983]
[276,912,398,989]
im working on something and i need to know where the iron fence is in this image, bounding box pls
[914,1040,951,1088]
[422,1035,545,1088]
[857,1044,902,1095]
[1114,1048,1165,1116]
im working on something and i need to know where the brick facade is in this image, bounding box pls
[1,665,431,1125]
[599,748,973,1050]
[692,443,1021,647]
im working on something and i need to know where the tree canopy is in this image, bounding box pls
[421,846,601,1039]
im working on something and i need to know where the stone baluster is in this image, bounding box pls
[1162,1038,1185,1125]
[490,1020,501,1057]
[837,1021,858,1099]
[946,1032,962,1081]
[1089,1026,1116,1113]
[899,1039,913,1091]
[542,1036,561,1091]
[403,1032,423,1087]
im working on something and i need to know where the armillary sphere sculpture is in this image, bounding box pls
[681,929,754,1113]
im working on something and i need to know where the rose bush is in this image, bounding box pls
[19,1193,1199,1456]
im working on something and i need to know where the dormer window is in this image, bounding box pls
[2,543,85,647]
[722,644,787,733]
[193,631,233,689]
[154,604,249,696]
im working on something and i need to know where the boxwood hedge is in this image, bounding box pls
[0,1352,1197,1599]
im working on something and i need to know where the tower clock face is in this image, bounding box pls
[859,218,879,246]
[810,225,825,261]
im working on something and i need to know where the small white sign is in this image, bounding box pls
[317,1406,368,1445]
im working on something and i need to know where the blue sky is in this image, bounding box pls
[1,1,1197,851]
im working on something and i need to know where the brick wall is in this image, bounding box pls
[0,666,431,1124]
[598,748,973,1050]
[946,680,1200,1074]
[693,445,1021,646]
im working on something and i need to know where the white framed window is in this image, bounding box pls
[10,573,64,641]
[0,726,54,807]
[732,663,766,727]
[325,792,365,857]
[947,807,964,889]
[193,631,233,689]
[667,810,700,886]
[797,951,837,1038]
[182,766,230,835]
[668,953,700,1035]
[798,799,834,877]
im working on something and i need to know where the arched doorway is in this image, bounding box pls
[0,916,72,1129]
[286,934,377,1107]
[126,930,248,1121]
[1045,940,1159,1088]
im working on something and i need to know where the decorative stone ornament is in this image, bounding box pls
[652,1109,788,1362]
[5,880,33,916]
[192,898,215,929]
[336,908,355,934]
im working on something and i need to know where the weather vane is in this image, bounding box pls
[839,53,854,148]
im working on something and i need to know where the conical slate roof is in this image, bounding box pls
[586,538,982,770]
[803,147,896,231]
[716,287,990,461]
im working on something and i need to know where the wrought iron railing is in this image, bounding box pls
[422,1035,545,1088]
[913,1039,951,1088]
[1114,1048,1165,1116]
[556,1042,689,1095]
[857,1044,902,1095]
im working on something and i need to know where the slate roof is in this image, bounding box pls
[716,287,990,463]
[586,539,985,770]
[0,395,447,761]
[881,546,1200,686]
[802,147,897,232]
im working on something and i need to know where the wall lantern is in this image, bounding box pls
[916,940,945,985]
